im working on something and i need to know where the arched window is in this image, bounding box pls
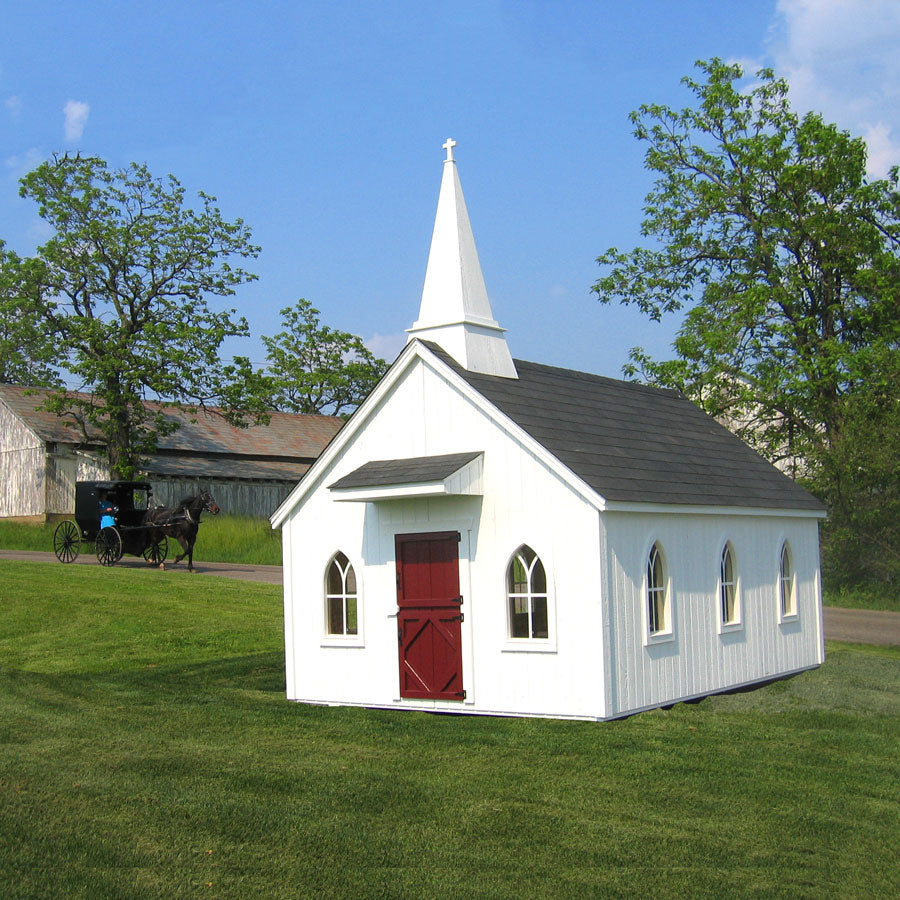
[720,543,738,625]
[325,551,358,636]
[647,542,669,635]
[507,545,548,639]
[779,542,796,618]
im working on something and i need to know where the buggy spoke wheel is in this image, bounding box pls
[96,527,123,566]
[53,520,81,563]
[143,535,168,565]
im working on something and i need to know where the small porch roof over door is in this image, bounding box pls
[328,451,483,501]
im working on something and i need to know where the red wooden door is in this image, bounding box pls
[395,531,464,701]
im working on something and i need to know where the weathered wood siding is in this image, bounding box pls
[0,400,45,517]
[46,447,108,514]
[0,391,109,518]
[282,358,607,720]
[46,450,107,515]
[43,450,75,514]
[1,393,301,519]
[602,510,824,718]
[76,451,108,482]
[150,478,295,518]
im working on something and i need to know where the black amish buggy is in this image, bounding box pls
[52,480,168,567]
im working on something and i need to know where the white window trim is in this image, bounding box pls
[321,551,365,648]
[644,540,675,645]
[718,541,743,634]
[778,540,799,624]
[502,543,557,653]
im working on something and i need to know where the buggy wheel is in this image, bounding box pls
[143,535,168,565]
[96,527,123,566]
[53,520,81,563]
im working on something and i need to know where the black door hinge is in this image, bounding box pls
[449,613,464,623]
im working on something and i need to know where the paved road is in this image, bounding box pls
[0,549,282,584]
[2,550,899,645]
[821,606,900,648]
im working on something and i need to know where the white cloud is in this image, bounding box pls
[27,218,54,244]
[63,99,90,141]
[5,95,22,118]
[365,332,407,362]
[862,122,897,178]
[767,0,900,176]
[5,146,43,174]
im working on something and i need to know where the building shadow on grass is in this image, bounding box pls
[0,651,287,716]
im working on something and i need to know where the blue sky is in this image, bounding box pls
[2,1,898,378]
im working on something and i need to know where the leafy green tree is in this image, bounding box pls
[0,241,60,386]
[817,365,900,587]
[260,299,388,417]
[14,154,260,478]
[593,59,900,586]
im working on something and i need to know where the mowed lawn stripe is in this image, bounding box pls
[0,561,898,899]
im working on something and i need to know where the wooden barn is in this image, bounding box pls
[271,141,826,721]
[0,385,343,520]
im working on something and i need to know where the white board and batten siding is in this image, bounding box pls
[602,510,824,718]
[281,350,825,721]
[282,356,608,720]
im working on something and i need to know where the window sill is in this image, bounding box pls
[719,621,743,635]
[320,636,365,648]
[778,612,799,625]
[644,629,675,647]
[501,639,557,654]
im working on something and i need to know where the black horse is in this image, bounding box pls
[144,490,220,572]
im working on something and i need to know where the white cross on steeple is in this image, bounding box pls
[442,137,457,161]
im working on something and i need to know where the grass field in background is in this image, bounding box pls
[0,519,57,551]
[1,559,898,899]
[821,583,900,612]
[0,513,282,566]
[191,513,282,565]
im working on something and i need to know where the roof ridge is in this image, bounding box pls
[510,357,684,398]
[417,339,824,513]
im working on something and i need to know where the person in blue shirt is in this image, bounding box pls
[99,491,117,529]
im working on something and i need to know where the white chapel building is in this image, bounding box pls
[271,140,826,721]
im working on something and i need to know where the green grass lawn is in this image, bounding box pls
[1,561,898,898]
[0,514,282,566]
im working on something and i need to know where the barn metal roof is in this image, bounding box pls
[144,454,312,482]
[421,342,825,512]
[0,385,343,469]
[328,451,482,490]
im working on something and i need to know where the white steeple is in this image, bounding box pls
[406,139,518,379]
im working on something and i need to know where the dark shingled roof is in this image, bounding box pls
[329,451,481,490]
[421,342,824,512]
